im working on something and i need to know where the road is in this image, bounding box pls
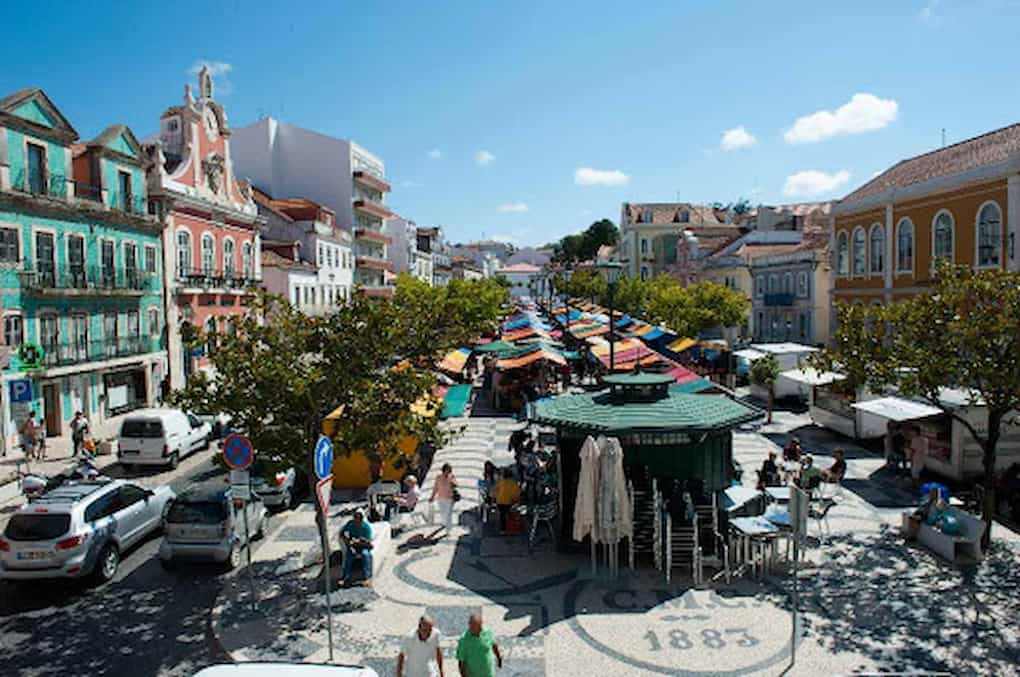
[0,447,291,677]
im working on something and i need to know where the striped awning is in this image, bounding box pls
[496,347,566,370]
[437,347,472,373]
[668,337,697,353]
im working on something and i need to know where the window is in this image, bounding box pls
[119,485,148,509]
[798,313,808,340]
[680,210,689,223]
[101,239,115,287]
[869,224,884,274]
[223,239,235,278]
[144,246,157,274]
[896,218,914,273]
[204,317,217,353]
[124,242,138,288]
[836,231,849,276]
[977,202,1002,268]
[797,271,808,297]
[242,242,253,279]
[755,275,764,297]
[118,170,133,212]
[782,272,793,295]
[640,266,649,281]
[27,142,46,194]
[68,234,85,287]
[0,227,19,263]
[176,231,192,278]
[756,312,764,338]
[3,315,23,346]
[852,227,866,275]
[640,239,648,254]
[932,210,954,263]
[318,244,324,266]
[148,308,160,340]
[39,315,59,356]
[643,209,653,223]
[201,234,215,275]
[103,312,118,357]
[71,313,88,361]
[768,274,778,293]
[35,231,55,287]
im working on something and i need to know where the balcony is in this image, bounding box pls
[73,181,103,202]
[355,256,394,273]
[38,336,164,369]
[763,292,795,306]
[353,227,393,246]
[18,265,157,296]
[176,267,261,292]
[352,170,391,194]
[8,169,67,199]
[108,192,149,215]
[353,198,392,220]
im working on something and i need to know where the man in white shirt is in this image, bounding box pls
[398,614,443,677]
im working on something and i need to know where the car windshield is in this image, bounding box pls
[121,419,164,438]
[166,500,227,524]
[5,513,71,541]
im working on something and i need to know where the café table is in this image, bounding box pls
[729,516,781,578]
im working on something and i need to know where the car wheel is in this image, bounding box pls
[95,544,120,583]
[225,545,242,571]
[168,452,179,470]
[255,514,267,540]
[201,435,211,451]
[282,488,293,510]
[121,462,133,472]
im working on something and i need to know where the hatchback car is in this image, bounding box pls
[250,461,302,510]
[159,483,267,570]
[0,479,175,584]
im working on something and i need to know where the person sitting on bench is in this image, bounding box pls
[384,476,421,520]
[340,510,374,586]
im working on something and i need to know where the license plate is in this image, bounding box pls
[17,551,52,561]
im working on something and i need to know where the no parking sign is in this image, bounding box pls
[222,433,255,470]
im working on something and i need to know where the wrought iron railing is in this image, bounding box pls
[8,169,68,198]
[176,267,261,289]
[18,265,157,293]
[38,336,164,367]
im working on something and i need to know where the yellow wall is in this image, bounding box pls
[330,434,418,490]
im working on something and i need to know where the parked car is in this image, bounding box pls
[0,479,175,584]
[196,412,233,440]
[192,663,378,677]
[117,409,212,469]
[159,483,267,570]
[250,461,302,510]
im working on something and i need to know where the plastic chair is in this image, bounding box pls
[809,498,837,542]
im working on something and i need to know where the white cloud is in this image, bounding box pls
[188,60,235,95]
[918,0,941,25]
[784,93,898,145]
[475,150,495,166]
[783,170,852,197]
[497,202,528,213]
[574,167,630,187]
[720,126,757,151]
[427,148,442,159]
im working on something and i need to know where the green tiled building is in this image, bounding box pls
[0,88,167,451]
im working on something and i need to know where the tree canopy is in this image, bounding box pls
[550,219,619,263]
[815,263,1020,544]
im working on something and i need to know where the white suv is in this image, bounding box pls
[0,479,175,584]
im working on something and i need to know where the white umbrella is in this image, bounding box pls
[573,435,600,543]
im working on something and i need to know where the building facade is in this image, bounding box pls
[145,68,263,389]
[0,88,168,449]
[832,123,1020,314]
[260,241,320,313]
[230,117,394,296]
[496,262,542,298]
[750,238,831,345]
[431,228,452,287]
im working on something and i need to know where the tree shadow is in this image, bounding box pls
[797,527,1020,675]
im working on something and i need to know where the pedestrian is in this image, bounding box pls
[19,411,39,461]
[429,463,458,530]
[456,613,501,677]
[493,468,521,535]
[70,411,90,458]
[398,614,444,677]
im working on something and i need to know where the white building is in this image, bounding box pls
[496,262,542,298]
[251,188,354,308]
[383,218,434,285]
[260,242,320,313]
[231,118,393,295]
[431,227,452,287]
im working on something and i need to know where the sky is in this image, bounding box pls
[4,1,1020,246]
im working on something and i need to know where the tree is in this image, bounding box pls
[818,263,1020,546]
[551,219,619,263]
[643,278,748,338]
[749,353,781,423]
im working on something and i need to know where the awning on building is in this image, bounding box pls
[779,368,846,387]
[851,397,943,422]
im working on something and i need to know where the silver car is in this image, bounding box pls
[159,483,267,570]
[0,479,175,584]
[250,462,299,510]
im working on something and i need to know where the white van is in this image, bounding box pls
[117,409,212,469]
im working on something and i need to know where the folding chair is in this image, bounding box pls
[808,498,837,543]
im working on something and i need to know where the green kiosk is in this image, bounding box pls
[529,372,760,544]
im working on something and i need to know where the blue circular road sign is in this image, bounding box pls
[222,433,255,470]
[314,435,334,480]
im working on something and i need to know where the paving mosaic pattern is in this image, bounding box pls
[214,410,1020,676]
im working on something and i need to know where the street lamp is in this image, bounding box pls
[597,261,624,372]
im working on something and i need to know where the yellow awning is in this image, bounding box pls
[668,338,696,353]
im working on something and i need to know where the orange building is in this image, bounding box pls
[832,124,1019,312]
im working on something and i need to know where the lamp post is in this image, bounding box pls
[597,261,624,372]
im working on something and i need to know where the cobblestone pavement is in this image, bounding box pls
[213,408,1020,676]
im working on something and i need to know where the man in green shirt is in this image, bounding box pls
[456,614,502,676]
[340,510,374,586]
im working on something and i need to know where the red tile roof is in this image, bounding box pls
[842,122,1020,204]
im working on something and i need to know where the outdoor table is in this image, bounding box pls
[765,486,791,503]
[723,486,763,516]
[729,516,780,578]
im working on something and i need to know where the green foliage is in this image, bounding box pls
[560,269,607,301]
[551,219,619,263]
[636,276,748,338]
[817,262,1020,542]
[749,353,781,387]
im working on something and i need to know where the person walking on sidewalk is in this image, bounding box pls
[19,412,40,461]
[456,613,501,677]
[70,411,90,458]
[430,463,458,531]
[398,614,444,677]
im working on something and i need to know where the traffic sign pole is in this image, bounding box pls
[314,435,336,662]
[243,476,256,613]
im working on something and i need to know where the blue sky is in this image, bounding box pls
[3,1,1020,246]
